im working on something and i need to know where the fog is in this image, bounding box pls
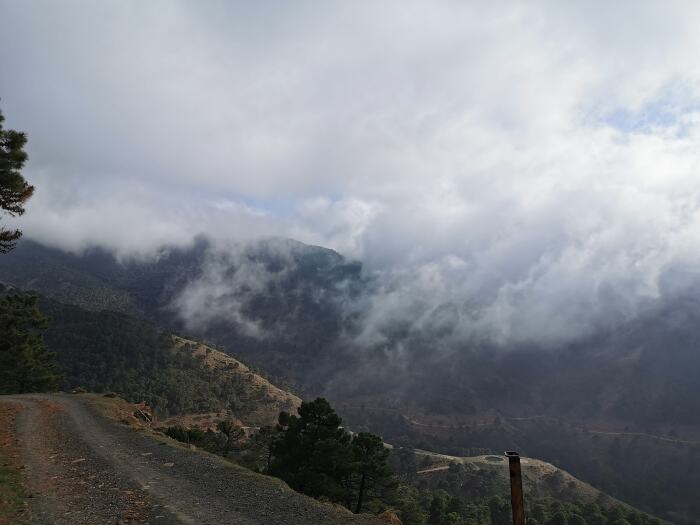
[3,1,700,345]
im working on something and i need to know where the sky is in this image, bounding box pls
[3,1,700,345]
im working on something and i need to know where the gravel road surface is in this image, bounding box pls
[0,394,379,525]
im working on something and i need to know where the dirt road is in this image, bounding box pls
[0,394,377,525]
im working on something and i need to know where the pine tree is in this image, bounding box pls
[429,494,447,525]
[0,107,33,253]
[0,293,60,393]
[270,397,353,503]
[216,419,245,457]
[351,431,395,513]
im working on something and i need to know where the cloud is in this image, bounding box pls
[3,1,700,345]
[171,242,273,338]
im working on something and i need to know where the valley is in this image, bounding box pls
[4,6,700,523]
[0,238,693,523]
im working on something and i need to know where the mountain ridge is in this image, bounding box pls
[1,237,699,522]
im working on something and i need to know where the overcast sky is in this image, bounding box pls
[3,1,700,344]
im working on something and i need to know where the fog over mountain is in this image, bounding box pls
[4,1,700,347]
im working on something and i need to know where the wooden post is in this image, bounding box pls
[505,451,525,525]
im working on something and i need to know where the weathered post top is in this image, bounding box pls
[505,451,525,525]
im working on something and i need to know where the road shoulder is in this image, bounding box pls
[0,401,28,524]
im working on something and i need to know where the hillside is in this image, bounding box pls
[1,238,698,521]
[411,450,624,509]
[27,300,661,522]
[0,238,363,392]
[1,291,655,522]
[6,239,700,428]
[35,294,300,425]
[168,335,301,427]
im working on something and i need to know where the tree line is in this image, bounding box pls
[163,397,664,525]
[163,397,393,515]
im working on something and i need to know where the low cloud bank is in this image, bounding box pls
[4,2,700,347]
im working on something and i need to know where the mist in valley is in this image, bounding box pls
[4,1,700,522]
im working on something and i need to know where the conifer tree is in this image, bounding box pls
[351,431,395,513]
[216,419,245,456]
[0,293,60,393]
[0,109,60,394]
[270,397,353,503]
[0,107,33,253]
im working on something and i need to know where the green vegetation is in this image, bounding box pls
[351,431,394,513]
[37,297,293,418]
[344,399,700,523]
[269,398,396,513]
[0,461,26,524]
[0,292,667,523]
[1,239,695,520]
[164,398,395,514]
[162,424,230,454]
[270,398,356,504]
[0,292,60,394]
[216,419,246,456]
[0,106,33,253]
[161,398,661,524]
[387,488,663,525]
[0,109,59,396]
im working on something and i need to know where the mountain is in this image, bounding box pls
[7,238,700,428]
[1,238,699,522]
[2,299,659,523]
[338,303,700,523]
[0,237,363,393]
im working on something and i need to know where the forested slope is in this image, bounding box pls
[39,296,299,424]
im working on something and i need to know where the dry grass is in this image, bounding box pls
[89,394,155,430]
[171,336,302,427]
